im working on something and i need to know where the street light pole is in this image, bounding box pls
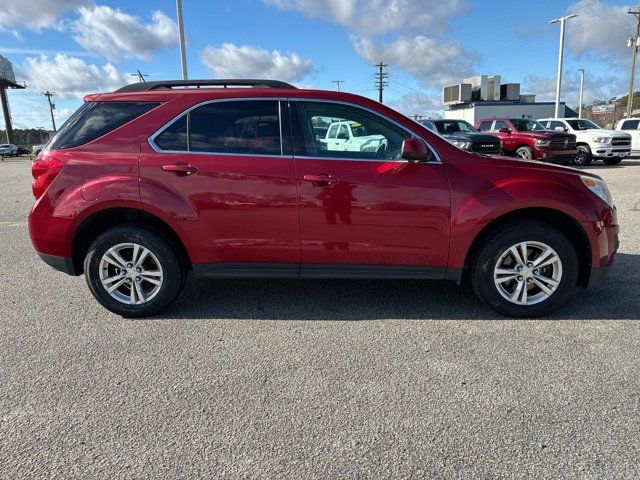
[176,0,188,80]
[578,68,585,118]
[627,7,640,118]
[550,14,578,118]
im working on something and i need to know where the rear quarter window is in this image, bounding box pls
[47,102,159,150]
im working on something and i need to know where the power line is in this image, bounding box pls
[131,69,149,83]
[374,62,388,103]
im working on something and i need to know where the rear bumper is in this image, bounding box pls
[37,253,79,276]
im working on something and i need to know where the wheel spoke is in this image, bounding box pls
[106,277,127,293]
[101,274,124,286]
[131,244,141,267]
[535,253,560,269]
[134,247,151,268]
[509,244,526,267]
[129,282,137,304]
[520,283,528,304]
[141,275,162,286]
[510,279,525,303]
[496,274,519,284]
[533,278,553,296]
[534,274,559,288]
[134,281,146,303]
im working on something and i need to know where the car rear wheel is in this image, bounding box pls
[84,225,185,317]
[471,221,578,317]
[603,157,623,165]
[515,146,533,160]
[573,145,592,166]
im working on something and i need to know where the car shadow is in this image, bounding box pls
[583,159,640,169]
[158,252,640,322]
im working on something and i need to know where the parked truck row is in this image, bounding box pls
[417,116,632,166]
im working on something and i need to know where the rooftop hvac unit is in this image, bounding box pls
[519,94,536,103]
[443,83,472,104]
[500,83,520,101]
[463,75,501,101]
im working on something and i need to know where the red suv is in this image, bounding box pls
[29,79,618,318]
[476,117,577,163]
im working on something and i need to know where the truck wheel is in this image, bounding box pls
[84,225,185,318]
[471,221,578,318]
[515,146,533,160]
[573,145,592,166]
[603,157,622,165]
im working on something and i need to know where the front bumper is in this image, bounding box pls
[593,145,630,158]
[535,147,578,163]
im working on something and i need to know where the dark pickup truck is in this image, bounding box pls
[419,119,502,155]
[475,117,577,163]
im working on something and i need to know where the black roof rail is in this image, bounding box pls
[115,79,297,93]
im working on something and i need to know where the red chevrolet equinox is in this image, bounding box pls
[29,79,619,318]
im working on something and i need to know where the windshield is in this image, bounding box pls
[510,119,547,132]
[433,120,476,134]
[566,119,600,130]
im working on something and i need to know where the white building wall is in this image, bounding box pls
[444,103,566,124]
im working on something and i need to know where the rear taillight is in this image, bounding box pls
[31,157,63,199]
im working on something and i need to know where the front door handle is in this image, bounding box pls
[303,173,339,187]
[162,163,198,175]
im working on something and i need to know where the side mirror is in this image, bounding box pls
[499,127,511,134]
[401,137,431,162]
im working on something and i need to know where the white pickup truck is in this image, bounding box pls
[321,121,387,154]
[615,118,640,156]
[538,118,631,166]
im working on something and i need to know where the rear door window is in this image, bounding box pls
[48,102,159,150]
[493,121,509,131]
[154,100,282,155]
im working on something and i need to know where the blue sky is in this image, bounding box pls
[0,0,634,130]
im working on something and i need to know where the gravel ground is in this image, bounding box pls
[1,156,639,479]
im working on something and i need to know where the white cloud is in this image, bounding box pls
[21,54,127,99]
[353,36,478,88]
[566,0,634,59]
[0,0,87,30]
[263,0,467,36]
[71,5,178,60]
[522,72,625,105]
[200,43,314,82]
[387,92,442,117]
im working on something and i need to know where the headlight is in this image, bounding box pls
[450,140,471,150]
[581,176,613,206]
[534,139,551,147]
[593,137,611,143]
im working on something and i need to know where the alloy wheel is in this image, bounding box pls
[493,241,563,306]
[98,242,163,305]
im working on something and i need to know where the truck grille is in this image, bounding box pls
[612,137,631,146]
[472,142,501,154]
[550,138,576,150]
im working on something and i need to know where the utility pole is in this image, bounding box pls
[176,0,188,80]
[627,6,640,118]
[578,69,585,118]
[331,80,345,91]
[550,14,578,118]
[44,91,56,132]
[131,69,148,83]
[412,114,423,121]
[374,62,388,103]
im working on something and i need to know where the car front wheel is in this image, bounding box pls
[515,146,533,160]
[84,225,185,317]
[573,145,592,166]
[471,221,578,317]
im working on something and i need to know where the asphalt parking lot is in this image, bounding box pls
[1,156,639,478]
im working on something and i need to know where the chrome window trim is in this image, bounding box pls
[289,98,441,163]
[148,97,289,156]
[148,96,441,163]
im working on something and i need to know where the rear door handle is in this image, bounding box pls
[162,163,198,175]
[303,173,339,187]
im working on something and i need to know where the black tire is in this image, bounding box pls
[573,145,592,166]
[515,146,533,160]
[84,225,185,317]
[603,157,623,165]
[471,221,578,318]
